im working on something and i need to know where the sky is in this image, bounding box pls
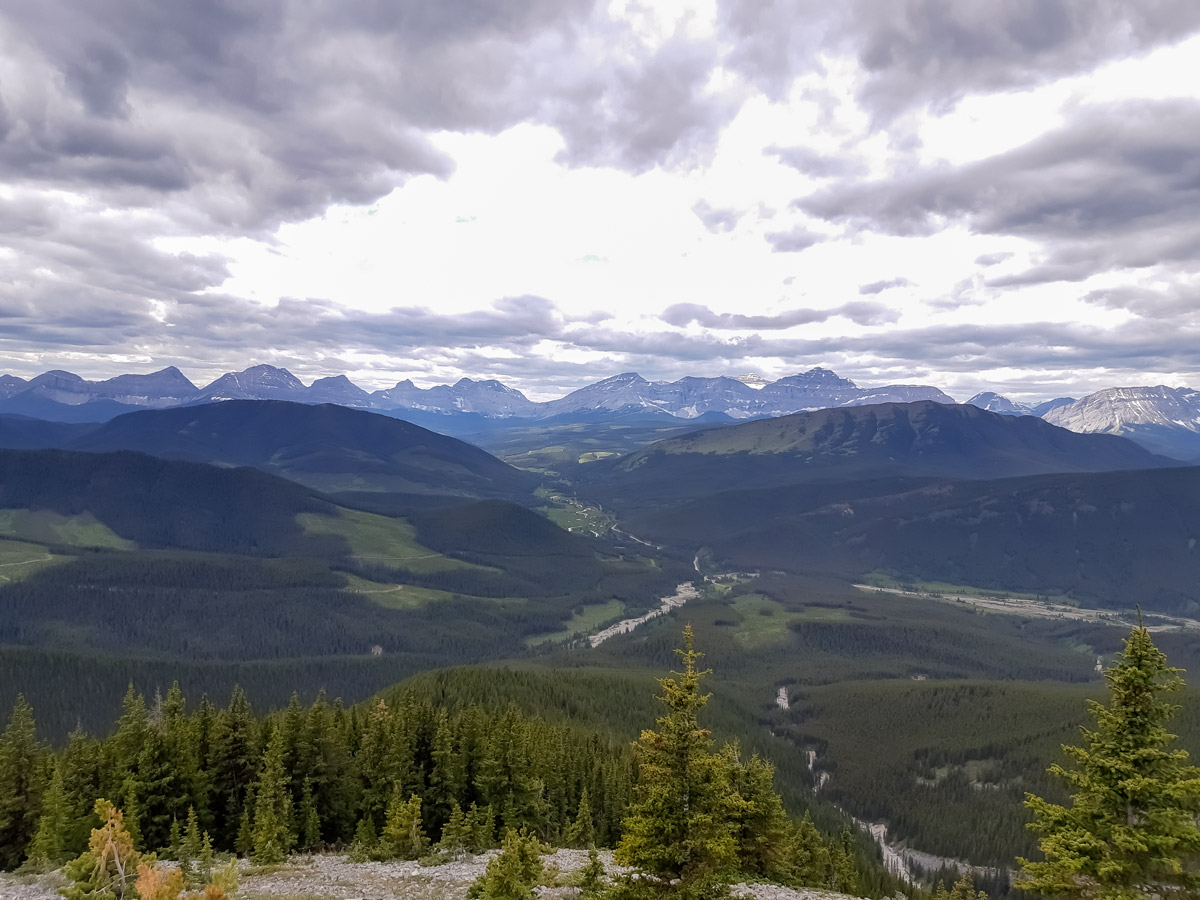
[1,1,1199,402]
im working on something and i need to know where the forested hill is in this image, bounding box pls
[581,400,1172,505]
[0,447,337,555]
[56,400,541,499]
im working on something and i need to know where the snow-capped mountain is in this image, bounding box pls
[1031,397,1075,417]
[0,375,29,400]
[306,375,373,407]
[6,362,1194,457]
[372,377,536,417]
[966,392,1032,416]
[1042,386,1200,460]
[6,368,199,408]
[197,364,310,402]
[734,372,769,389]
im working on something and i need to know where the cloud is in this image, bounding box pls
[859,278,911,295]
[718,0,1200,118]
[800,99,1200,284]
[692,200,742,234]
[765,226,823,253]
[661,301,896,330]
[768,145,867,179]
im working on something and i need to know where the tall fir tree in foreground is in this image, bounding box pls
[1018,622,1200,899]
[615,626,742,899]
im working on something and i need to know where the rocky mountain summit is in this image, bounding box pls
[3,361,1199,458]
[1043,385,1200,460]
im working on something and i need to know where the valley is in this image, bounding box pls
[2,395,1198,898]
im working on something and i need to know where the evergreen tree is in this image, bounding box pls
[24,760,70,871]
[723,744,791,883]
[179,807,205,887]
[579,846,608,899]
[565,788,595,849]
[209,687,257,851]
[296,778,322,852]
[1018,623,1200,899]
[466,802,497,853]
[130,728,185,851]
[467,827,546,900]
[439,800,469,860]
[250,728,293,864]
[382,789,428,860]
[0,696,45,871]
[348,816,378,863]
[615,626,741,899]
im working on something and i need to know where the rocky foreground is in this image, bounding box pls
[0,850,868,900]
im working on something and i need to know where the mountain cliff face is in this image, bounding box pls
[1043,386,1200,460]
[966,392,1032,415]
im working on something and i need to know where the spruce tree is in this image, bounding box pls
[615,626,741,899]
[467,827,545,900]
[24,760,70,871]
[382,789,428,860]
[565,788,595,849]
[439,800,469,860]
[0,696,45,871]
[1018,623,1200,899]
[250,728,293,864]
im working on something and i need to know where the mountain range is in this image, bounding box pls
[3,363,1200,459]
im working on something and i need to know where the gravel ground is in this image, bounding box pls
[0,853,870,900]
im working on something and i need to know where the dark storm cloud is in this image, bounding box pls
[719,0,1200,118]
[662,301,895,329]
[800,99,1200,284]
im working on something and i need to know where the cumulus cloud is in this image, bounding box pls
[765,226,823,253]
[800,99,1200,285]
[692,199,742,234]
[718,0,1200,118]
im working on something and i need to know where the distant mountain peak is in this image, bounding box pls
[966,392,1031,416]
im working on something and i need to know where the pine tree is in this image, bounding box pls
[466,802,497,853]
[615,626,741,899]
[565,789,595,849]
[467,827,546,900]
[381,789,428,860]
[0,695,45,871]
[209,687,257,851]
[250,728,293,864]
[348,816,378,862]
[1018,623,1200,899]
[439,800,469,860]
[722,744,792,883]
[24,760,70,871]
[179,807,205,886]
[296,779,322,852]
[579,846,607,899]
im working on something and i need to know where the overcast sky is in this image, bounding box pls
[2,1,1199,401]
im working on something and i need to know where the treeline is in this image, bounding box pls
[0,683,903,898]
[0,685,634,871]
